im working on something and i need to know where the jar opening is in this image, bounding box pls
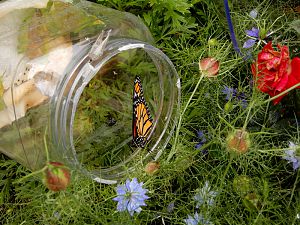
[53,39,180,184]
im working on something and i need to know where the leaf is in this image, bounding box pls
[290,20,300,34]
[143,12,152,27]
[191,0,204,3]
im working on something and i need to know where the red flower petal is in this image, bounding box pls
[259,52,273,61]
[287,57,300,89]
[262,41,273,51]
[274,69,289,91]
[250,41,297,105]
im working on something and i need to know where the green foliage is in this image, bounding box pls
[97,0,197,41]
[2,0,300,224]
[290,20,300,34]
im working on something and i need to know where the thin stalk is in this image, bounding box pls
[242,101,255,130]
[13,166,47,184]
[263,82,300,104]
[167,73,205,162]
[44,127,50,162]
[217,155,233,201]
[288,169,299,207]
[14,127,50,184]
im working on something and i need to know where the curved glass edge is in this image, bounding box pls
[52,39,180,184]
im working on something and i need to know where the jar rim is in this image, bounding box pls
[51,38,181,184]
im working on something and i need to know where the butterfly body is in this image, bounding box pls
[132,76,153,148]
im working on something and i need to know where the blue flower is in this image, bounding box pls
[234,91,248,108]
[243,27,272,49]
[194,181,218,208]
[243,27,260,48]
[53,211,61,220]
[249,9,258,19]
[184,212,213,225]
[113,178,149,216]
[283,142,300,170]
[167,201,175,213]
[195,131,207,149]
[222,86,236,101]
[221,86,247,108]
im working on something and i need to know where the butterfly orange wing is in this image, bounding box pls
[132,76,153,148]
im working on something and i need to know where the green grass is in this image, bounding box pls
[1,0,300,224]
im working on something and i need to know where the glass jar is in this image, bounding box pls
[0,0,180,184]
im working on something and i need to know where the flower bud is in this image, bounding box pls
[145,161,160,175]
[199,57,220,77]
[224,101,234,113]
[259,28,267,40]
[233,175,253,196]
[226,129,250,154]
[44,162,71,191]
[243,192,261,211]
[208,38,218,46]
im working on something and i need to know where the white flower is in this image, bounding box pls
[113,178,149,216]
[283,141,300,170]
[249,9,258,19]
[194,181,218,208]
[184,212,213,225]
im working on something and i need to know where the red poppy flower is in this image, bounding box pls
[251,42,300,104]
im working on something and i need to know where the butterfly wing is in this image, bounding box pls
[133,76,143,101]
[132,76,153,148]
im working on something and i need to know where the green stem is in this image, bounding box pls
[219,155,233,191]
[13,166,47,184]
[288,169,299,207]
[44,127,50,162]
[13,128,51,185]
[167,73,205,162]
[253,204,265,224]
[242,101,254,130]
[263,82,300,105]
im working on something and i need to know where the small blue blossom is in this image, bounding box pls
[221,86,247,108]
[234,91,248,108]
[283,142,300,170]
[222,86,236,101]
[184,212,213,225]
[113,178,149,216]
[195,131,207,149]
[249,9,258,19]
[167,202,175,213]
[204,93,210,98]
[53,211,61,220]
[243,27,259,48]
[243,27,272,49]
[194,181,218,208]
[246,27,260,38]
[243,50,253,61]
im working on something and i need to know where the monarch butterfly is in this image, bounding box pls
[132,76,153,148]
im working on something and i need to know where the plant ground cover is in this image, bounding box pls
[1,0,300,224]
